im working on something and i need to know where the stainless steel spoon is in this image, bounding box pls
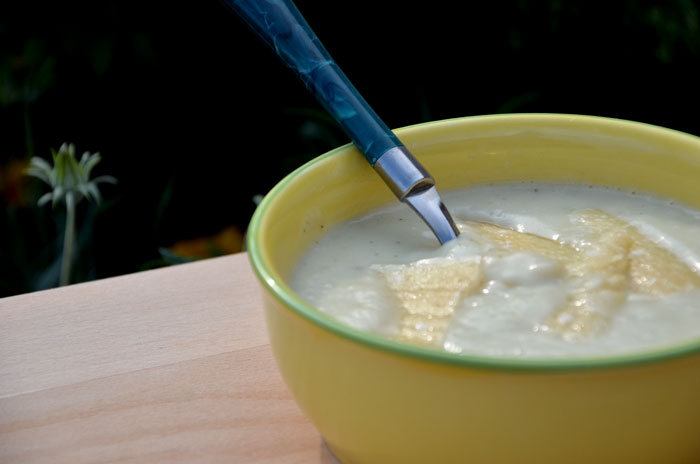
[223,0,460,244]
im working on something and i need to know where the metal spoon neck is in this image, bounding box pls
[374,147,460,244]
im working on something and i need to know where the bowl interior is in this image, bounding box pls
[248,113,700,368]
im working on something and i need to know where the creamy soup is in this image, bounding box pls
[290,183,700,358]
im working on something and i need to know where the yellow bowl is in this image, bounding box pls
[247,114,700,464]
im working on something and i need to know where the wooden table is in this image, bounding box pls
[0,253,340,463]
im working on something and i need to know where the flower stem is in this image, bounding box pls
[60,192,76,286]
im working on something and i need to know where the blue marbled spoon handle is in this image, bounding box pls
[223,0,402,165]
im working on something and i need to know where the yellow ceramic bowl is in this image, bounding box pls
[247,114,700,464]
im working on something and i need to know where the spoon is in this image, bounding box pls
[223,0,460,244]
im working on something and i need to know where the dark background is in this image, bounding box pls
[2,0,699,296]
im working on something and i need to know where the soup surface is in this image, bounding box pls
[290,183,700,358]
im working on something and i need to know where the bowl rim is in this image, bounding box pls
[247,113,700,371]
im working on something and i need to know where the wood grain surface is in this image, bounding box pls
[0,253,340,463]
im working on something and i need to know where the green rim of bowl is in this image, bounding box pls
[247,113,700,372]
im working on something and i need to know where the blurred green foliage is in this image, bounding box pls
[1,0,699,296]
